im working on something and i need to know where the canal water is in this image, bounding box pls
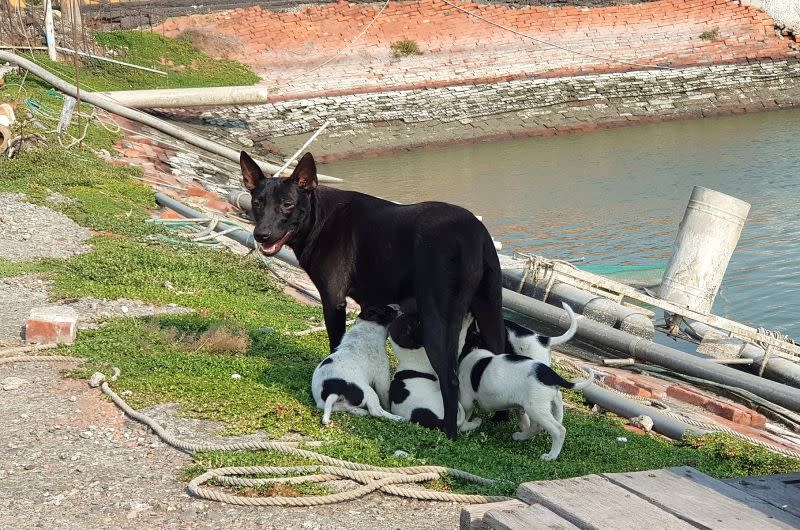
[323,109,800,338]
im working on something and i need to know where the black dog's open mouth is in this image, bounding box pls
[259,230,293,256]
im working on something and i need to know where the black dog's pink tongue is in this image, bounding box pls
[260,230,293,256]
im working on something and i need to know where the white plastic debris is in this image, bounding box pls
[393,450,410,458]
[616,436,628,443]
[231,373,242,380]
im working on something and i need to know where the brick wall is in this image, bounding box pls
[155,0,797,97]
[185,59,800,159]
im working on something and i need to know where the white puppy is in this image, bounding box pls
[312,306,405,425]
[458,312,593,461]
[388,312,478,432]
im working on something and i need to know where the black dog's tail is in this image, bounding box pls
[534,363,594,391]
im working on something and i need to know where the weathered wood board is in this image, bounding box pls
[460,499,529,530]
[517,474,694,529]
[484,503,579,530]
[603,466,800,529]
[723,472,800,519]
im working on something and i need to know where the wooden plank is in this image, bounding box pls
[517,474,693,529]
[723,472,800,518]
[604,466,800,529]
[460,499,528,530]
[484,503,579,530]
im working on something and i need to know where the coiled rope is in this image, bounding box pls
[0,353,509,506]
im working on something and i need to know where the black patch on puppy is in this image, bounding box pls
[321,378,364,405]
[470,356,493,392]
[410,408,444,430]
[389,369,438,404]
[537,335,551,347]
[359,305,399,326]
[534,364,575,389]
[319,357,333,367]
[504,354,530,363]
[388,312,423,349]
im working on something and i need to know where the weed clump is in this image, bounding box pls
[699,27,720,41]
[391,39,424,58]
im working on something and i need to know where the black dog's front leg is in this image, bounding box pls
[321,296,347,353]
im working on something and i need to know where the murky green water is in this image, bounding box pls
[323,109,800,338]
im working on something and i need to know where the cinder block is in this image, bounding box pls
[25,307,78,345]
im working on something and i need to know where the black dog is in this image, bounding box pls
[240,151,505,439]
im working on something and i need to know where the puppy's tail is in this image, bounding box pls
[322,394,338,425]
[533,363,595,391]
[549,302,579,347]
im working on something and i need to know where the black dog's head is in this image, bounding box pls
[388,311,423,349]
[240,151,318,256]
[358,305,400,327]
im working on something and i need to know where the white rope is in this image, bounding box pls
[271,120,331,178]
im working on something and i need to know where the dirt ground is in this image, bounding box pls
[0,361,460,529]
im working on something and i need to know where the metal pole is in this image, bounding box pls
[44,0,57,62]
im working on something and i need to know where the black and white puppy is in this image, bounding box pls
[312,306,404,425]
[501,303,579,432]
[388,312,479,432]
[458,318,593,461]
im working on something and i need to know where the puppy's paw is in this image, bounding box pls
[459,419,482,432]
[512,431,530,441]
[540,453,558,461]
[387,414,406,422]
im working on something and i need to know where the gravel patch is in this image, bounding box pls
[0,362,460,529]
[0,275,192,345]
[0,193,92,262]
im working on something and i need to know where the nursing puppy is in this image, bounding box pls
[459,330,594,461]
[312,305,404,425]
[388,312,479,432]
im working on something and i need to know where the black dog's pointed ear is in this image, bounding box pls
[240,151,264,192]
[289,152,318,192]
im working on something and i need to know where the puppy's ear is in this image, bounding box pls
[290,152,318,192]
[240,151,264,192]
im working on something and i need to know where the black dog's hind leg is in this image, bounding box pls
[416,249,475,440]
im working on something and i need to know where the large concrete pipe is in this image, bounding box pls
[659,187,750,315]
[501,267,654,339]
[102,86,271,108]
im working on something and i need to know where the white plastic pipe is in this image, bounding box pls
[102,86,272,108]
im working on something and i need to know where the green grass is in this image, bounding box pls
[0,32,798,496]
[18,30,260,92]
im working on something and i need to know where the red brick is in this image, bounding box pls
[748,411,767,430]
[706,401,747,424]
[186,185,219,199]
[204,199,231,213]
[25,307,77,345]
[667,385,711,407]
[159,210,183,220]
